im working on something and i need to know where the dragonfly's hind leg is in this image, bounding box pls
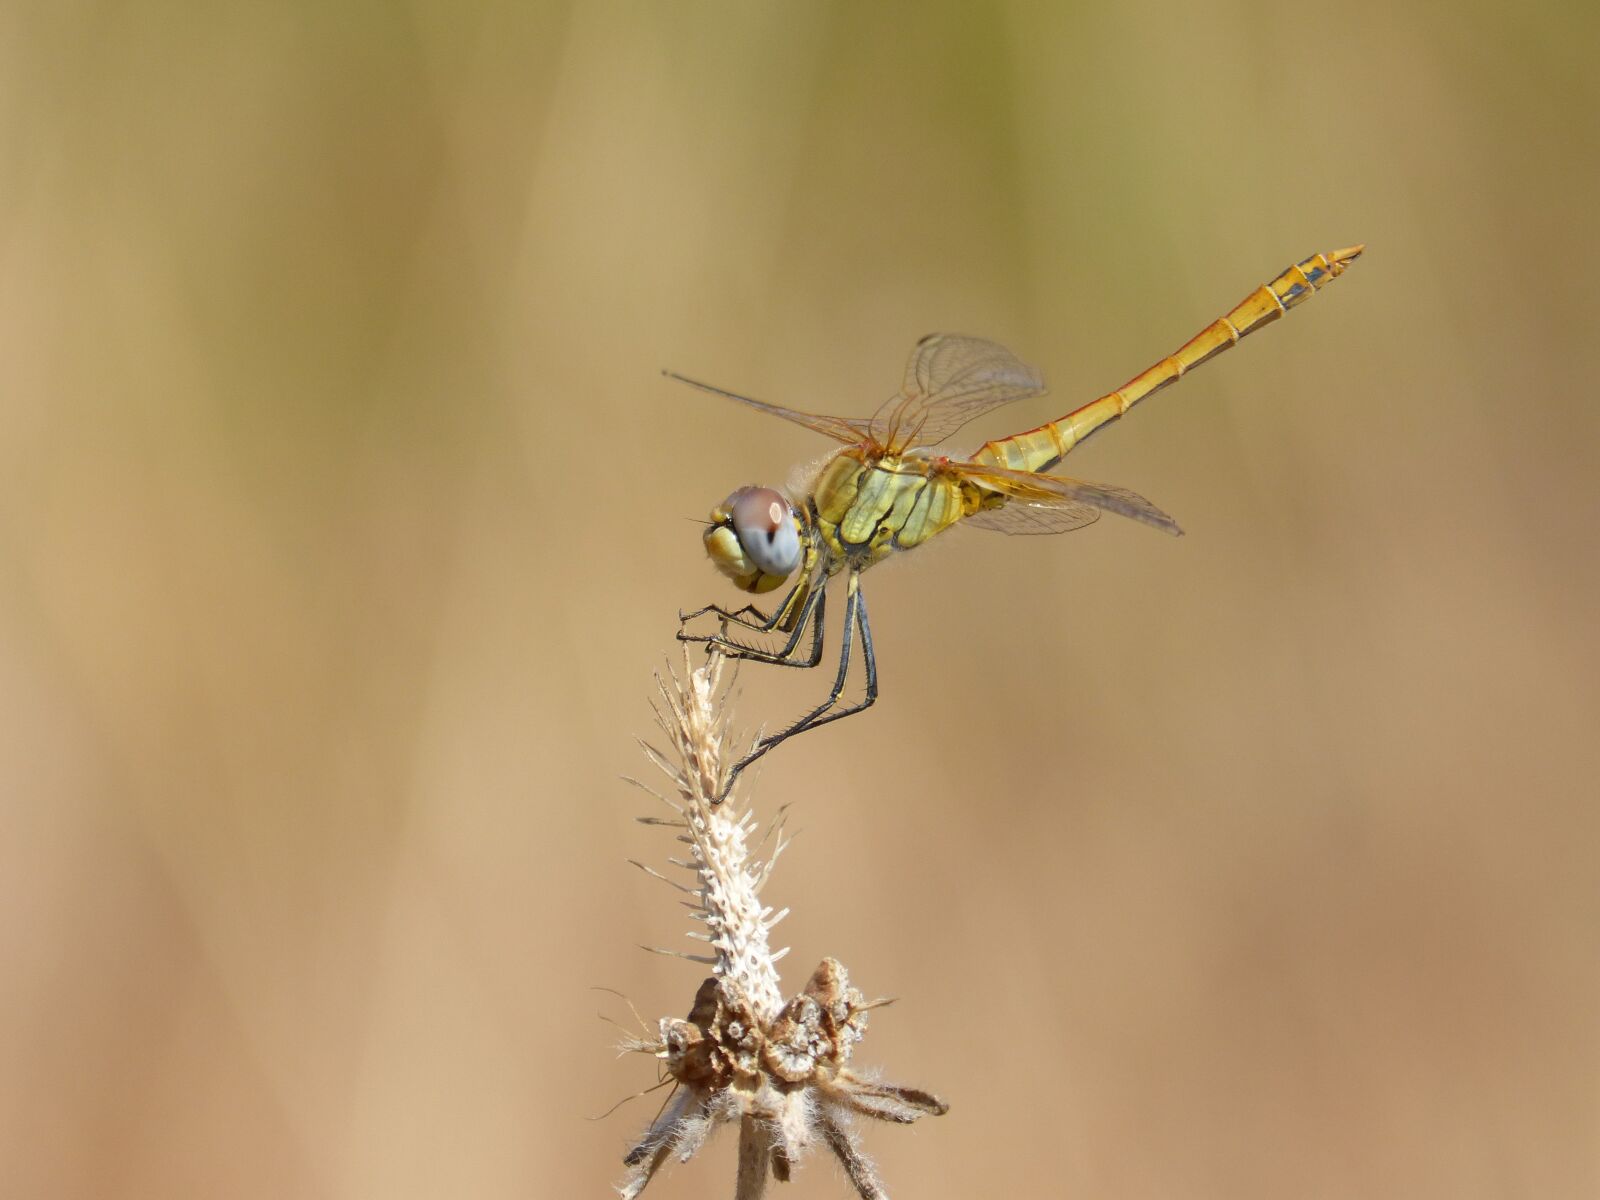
[721,572,877,799]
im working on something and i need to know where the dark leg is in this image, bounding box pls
[720,573,878,798]
[700,582,826,670]
[678,570,813,643]
[678,598,777,632]
[781,575,877,736]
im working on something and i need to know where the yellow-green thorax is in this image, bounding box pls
[811,449,993,569]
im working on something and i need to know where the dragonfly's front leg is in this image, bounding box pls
[720,572,877,800]
[694,582,826,672]
[678,570,814,652]
[678,599,778,632]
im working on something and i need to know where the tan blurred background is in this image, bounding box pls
[1,2,1596,1197]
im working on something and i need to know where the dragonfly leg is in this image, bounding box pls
[681,531,825,637]
[678,571,811,644]
[786,579,876,735]
[721,573,877,799]
[678,599,777,631]
[699,582,826,671]
[679,567,820,655]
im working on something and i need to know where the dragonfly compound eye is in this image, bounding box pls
[705,486,800,593]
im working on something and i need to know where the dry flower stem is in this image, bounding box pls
[617,650,947,1199]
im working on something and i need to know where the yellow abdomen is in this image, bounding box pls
[812,451,984,568]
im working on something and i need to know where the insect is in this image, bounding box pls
[673,246,1363,793]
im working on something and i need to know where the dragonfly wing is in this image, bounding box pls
[964,501,1102,536]
[958,461,1184,536]
[664,370,874,445]
[872,334,1048,450]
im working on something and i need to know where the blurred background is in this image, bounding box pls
[1,2,1596,1196]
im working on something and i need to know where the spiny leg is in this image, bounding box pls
[722,572,877,797]
[678,598,777,631]
[701,581,826,671]
[678,571,813,644]
[780,575,876,737]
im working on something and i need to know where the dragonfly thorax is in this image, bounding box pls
[812,451,982,568]
[705,485,805,594]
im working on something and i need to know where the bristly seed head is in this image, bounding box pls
[618,653,947,1200]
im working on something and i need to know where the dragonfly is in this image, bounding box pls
[672,245,1363,794]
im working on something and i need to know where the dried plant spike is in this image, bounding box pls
[640,651,784,1017]
[617,649,947,1198]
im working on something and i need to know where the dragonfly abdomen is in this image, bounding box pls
[970,245,1364,476]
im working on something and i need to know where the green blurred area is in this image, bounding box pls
[0,3,1595,1197]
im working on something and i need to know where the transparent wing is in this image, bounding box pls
[953,461,1184,536]
[664,370,875,446]
[871,334,1047,451]
[964,501,1102,536]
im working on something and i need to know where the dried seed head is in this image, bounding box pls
[619,654,946,1199]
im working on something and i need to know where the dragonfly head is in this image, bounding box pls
[705,486,802,594]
